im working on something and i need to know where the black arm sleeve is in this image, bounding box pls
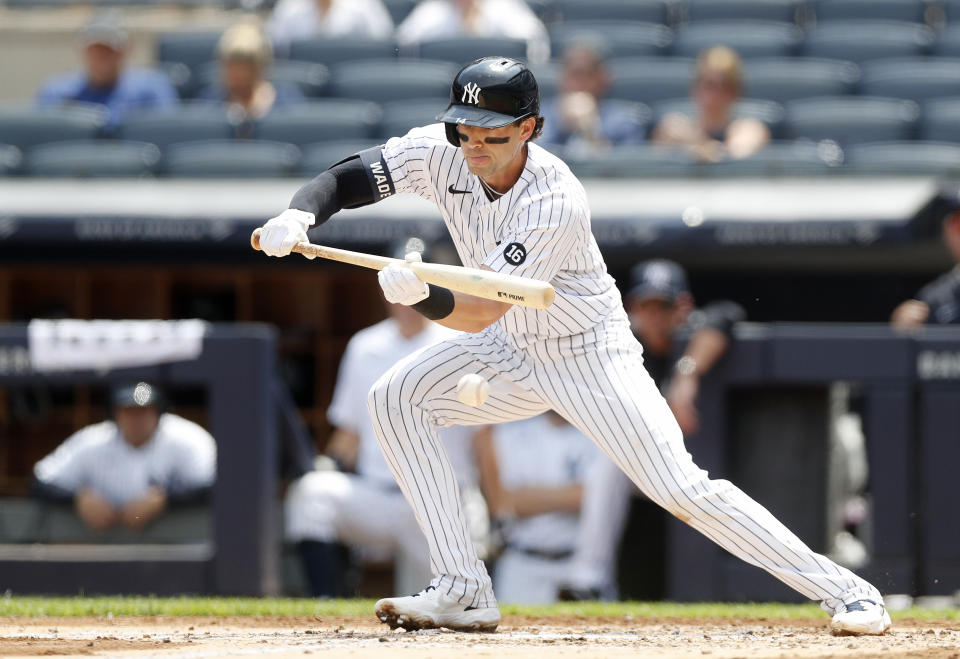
[689,300,747,338]
[288,146,396,224]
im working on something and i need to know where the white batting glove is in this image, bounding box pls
[378,252,429,305]
[259,208,315,258]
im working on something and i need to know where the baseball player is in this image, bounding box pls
[257,56,890,635]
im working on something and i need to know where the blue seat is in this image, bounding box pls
[785,96,920,145]
[565,144,698,177]
[382,0,418,24]
[163,140,301,178]
[813,0,926,22]
[803,21,935,62]
[845,141,960,176]
[708,140,842,176]
[529,61,561,98]
[118,105,235,148]
[24,140,161,178]
[651,97,786,138]
[0,104,107,150]
[607,57,695,104]
[549,21,673,59]
[416,37,529,66]
[672,20,803,58]
[744,57,860,103]
[288,37,396,66]
[685,0,802,23]
[0,144,23,176]
[156,32,222,71]
[330,60,457,102]
[379,98,449,139]
[860,58,960,104]
[255,100,382,146]
[921,97,960,142]
[194,60,331,98]
[300,140,382,174]
[545,0,671,24]
[944,0,960,23]
[933,25,960,57]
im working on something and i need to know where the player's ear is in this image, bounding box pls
[518,116,536,142]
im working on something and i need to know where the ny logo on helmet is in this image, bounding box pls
[461,82,481,105]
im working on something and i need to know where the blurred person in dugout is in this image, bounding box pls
[31,382,217,532]
[395,0,551,64]
[267,0,394,55]
[35,11,178,131]
[559,260,745,599]
[198,19,305,134]
[539,41,646,158]
[891,190,960,328]
[474,412,602,604]
[652,45,769,162]
[284,239,489,598]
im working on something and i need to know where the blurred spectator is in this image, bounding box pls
[652,46,769,162]
[560,260,745,599]
[199,19,305,130]
[891,201,960,328]
[284,241,487,597]
[32,382,216,532]
[35,11,178,131]
[267,0,394,55]
[396,0,550,64]
[474,412,601,604]
[539,42,646,157]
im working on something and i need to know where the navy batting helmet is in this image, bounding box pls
[436,56,543,147]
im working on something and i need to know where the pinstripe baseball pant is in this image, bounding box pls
[367,312,882,612]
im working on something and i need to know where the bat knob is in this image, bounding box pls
[250,228,263,251]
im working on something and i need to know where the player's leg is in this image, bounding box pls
[541,323,888,633]
[366,330,549,629]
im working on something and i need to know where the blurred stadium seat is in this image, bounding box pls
[802,21,935,62]
[163,140,301,177]
[920,97,960,142]
[943,0,960,23]
[548,21,673,59]
[684,0,802,23]
[0,104,107,150]
[23,140,161,178]
[844,141,960,176]
[544,0,672,24]
[607,57,695,104]
[671,20,804,58]
[743,57,860,103]
[0,144,23,176]
[785,96,920,145]
[933,25,960,57]
[300,140,381,174]
[379,98,448,139]
[416,37,528,66]
[117,105,235,148]
[330,59,456,102]
[382,0,418,25]
[194,60,332,98]
[708,140,842,176]
[859,58,960,103]
[651,97,786,137]
[288,37,396,66]
[254,100,382,146]
[156,32,223,73]
[565,144,698,177]
[529,61,561,98]
[812,0,926,22]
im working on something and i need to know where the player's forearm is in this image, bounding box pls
[504,485,583,518]
[678,326,729,378]
[434,292,511,333]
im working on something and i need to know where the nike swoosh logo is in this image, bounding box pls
[448,184,471,194]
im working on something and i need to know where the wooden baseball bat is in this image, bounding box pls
[250,228,555,310]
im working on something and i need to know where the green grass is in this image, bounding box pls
[0,597,956,621]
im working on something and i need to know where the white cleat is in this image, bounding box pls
[374,585,501,632]
[830,599,892,635]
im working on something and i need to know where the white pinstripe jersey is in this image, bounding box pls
[380,124,622,347]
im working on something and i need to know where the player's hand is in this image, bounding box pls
[259,208,316,259]
[890,299,929,329]
[120,486,167,531]
[378,252,429,305]
[667,373,700,436]
[75,488,118,531]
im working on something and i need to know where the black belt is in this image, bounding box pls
[507,545,574,561]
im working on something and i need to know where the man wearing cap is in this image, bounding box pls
[32,382,216,532]
[36,11,178,130]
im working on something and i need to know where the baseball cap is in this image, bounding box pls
[111,382,162,409]
[626,259,690,303]
[437,57,540,137]
[81,11,128,50]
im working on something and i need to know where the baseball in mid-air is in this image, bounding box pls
[456,373,489,406]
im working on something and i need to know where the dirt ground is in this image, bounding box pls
[0,615,957,659]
